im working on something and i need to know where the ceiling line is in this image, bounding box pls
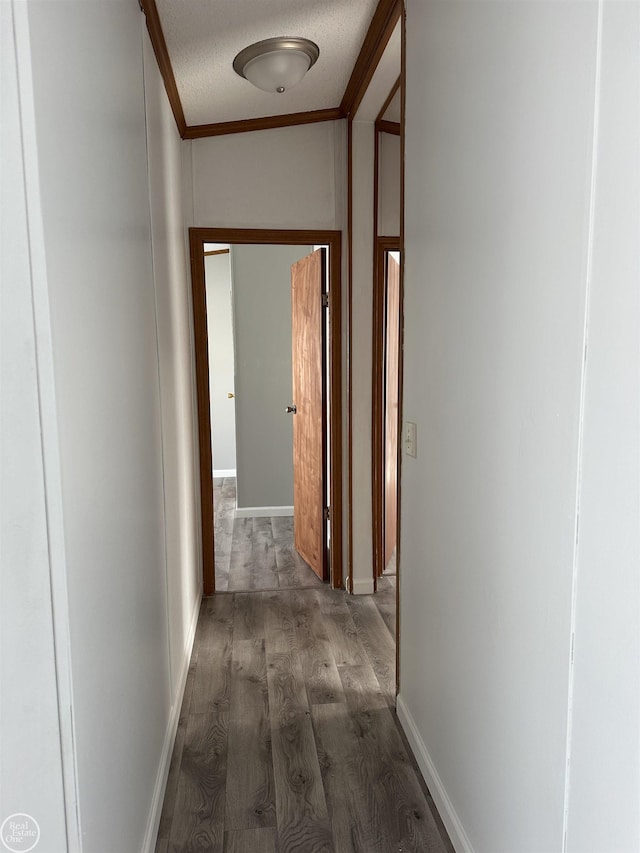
[340,0,403,118]
[183,107,345,140]
[141,0,186,137]
[141,0,401,140]
[376,75,402,124]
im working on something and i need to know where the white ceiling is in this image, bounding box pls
[155,0,380,127]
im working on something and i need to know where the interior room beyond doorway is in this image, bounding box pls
[189,228,343,596]
[204,242,326,592]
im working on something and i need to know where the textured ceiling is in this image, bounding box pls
[155,0,380,127]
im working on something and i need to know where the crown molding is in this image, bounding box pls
[183,107,344,140]
[140,0,187,137]
[340,0,403,118]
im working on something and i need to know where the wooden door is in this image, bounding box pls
[384,253,401,569]
[291,248,327,580]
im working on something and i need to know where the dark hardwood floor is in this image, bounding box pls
[156,478,452,851]
[214,478,324,592]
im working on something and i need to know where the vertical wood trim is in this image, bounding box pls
[372,237,401,585]
[340,0,403,118]
[347,119,354,593]
[329,239,344,590]
[189,230,215,594]
[395,8,407,695]
[371,130,382,589]
[189,229,343,593]
[140,0,187,138]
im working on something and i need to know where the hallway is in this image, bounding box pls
[155,585,452,852]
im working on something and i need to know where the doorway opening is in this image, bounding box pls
[189,228,343,595]
[205,242,326,591]
[372,238,401,585]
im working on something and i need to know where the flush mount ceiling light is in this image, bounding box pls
[233,37,320,94]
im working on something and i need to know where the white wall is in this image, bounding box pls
[190,122,340,230]
[350,119,376,593]
[564,3,640,849]
[399,1,639,852]
[205,253,237,473]
[142,22,201,747]
[10,4,200,851]
[1,3,71,848]
[231,244,312,510]
[378,130,401,237]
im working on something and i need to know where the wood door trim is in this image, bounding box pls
[376,77,401,124]
[372,126,381,588]
[189,228,343,594]
[340,0,403,118]
[346,118,354,593]
[375,119,401,136]
[188,232,214,593]
[396,8,406,695]
[141,0,187,137]
[372,237,401,585]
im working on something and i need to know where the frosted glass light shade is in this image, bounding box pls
[233,37,320,94]
[243,50,311,93]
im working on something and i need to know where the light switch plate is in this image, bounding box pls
[404,421,417,458]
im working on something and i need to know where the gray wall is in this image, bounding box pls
[231,244,312,510]
[205,252,237,473]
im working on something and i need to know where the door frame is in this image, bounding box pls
[189,227,343,595]
[372,236,401,584]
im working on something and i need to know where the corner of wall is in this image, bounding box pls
[396,695,474,853]
[142,590,201,853]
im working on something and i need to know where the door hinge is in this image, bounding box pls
[321,292,329,308]
[324,506,330,521]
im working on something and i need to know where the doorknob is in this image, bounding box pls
[285,404,297,414]
[228,392,235,398]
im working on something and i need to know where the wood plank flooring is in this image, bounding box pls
[215,478,324,592]
[156,581,453,852]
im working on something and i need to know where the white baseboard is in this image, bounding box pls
[396,694,474,853]
[142,590,201,853]
[213,468,236,478]
[350,577,375,595]
[234,505,293,518]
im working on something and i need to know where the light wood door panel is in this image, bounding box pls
[384,254,400,569]
[291,249,327,580]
